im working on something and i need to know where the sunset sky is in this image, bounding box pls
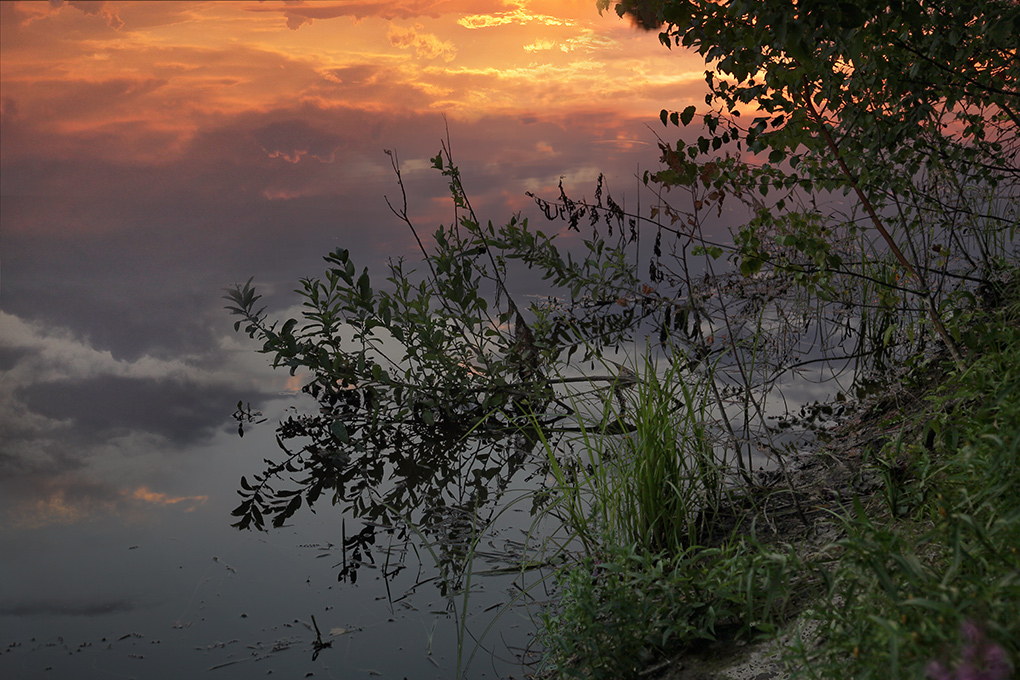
[2,0,706,222]
[0,0,711,527]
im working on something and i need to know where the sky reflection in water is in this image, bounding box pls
[0,2,782,677]
[1,395,554,679]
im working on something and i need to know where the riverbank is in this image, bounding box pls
[538,285,1020,680]
[641,376,938,680]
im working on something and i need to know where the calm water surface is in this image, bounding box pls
[0,150,581,679]
[0,291,843,680]
[0,390,554,680]
[0,145,843,680]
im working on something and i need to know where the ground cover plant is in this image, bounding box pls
[226,1,1018,677]
[784,291,1020,680]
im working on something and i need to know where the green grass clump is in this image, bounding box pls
[539,352,722,557]
[540,540,797,679]
[538,287,1020,679]
[536,353,799,678]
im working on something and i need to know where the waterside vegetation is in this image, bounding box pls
[225,0,1018,677]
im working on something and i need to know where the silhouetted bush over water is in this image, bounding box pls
[229,1,1018,677]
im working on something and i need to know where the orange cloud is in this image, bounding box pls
[284,374,306,393]
[387,24,458,62]
[130,486,208,511]
[16,492,89,529]
[2,0,710,163]
[458,5,573,29]
[247,0,513,29]
[1,473,209,531]
[2,478,120,530]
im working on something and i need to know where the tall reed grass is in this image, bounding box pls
[531,351,802,678]
[537,352,725,557]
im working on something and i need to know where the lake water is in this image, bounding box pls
[1,253,850,680]
[0,388,563,679]
[0,147,591,679]
[1,312,838,680]
[0,136,850,680]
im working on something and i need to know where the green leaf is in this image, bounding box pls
[882,324,897,348]
[680,105,696,126]
[330,420,349,443]
[740,257,763,277]
[358,271,372,300]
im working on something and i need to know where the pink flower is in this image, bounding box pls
[926,621,1014,680]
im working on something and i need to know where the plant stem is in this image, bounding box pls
[799,77,966,369]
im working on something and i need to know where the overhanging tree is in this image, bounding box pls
[604,0,1019,366]
[225,0,1018,537]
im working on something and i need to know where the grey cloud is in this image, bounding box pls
[16,375,257,445]
[252,119,346,163]
[321,64,382,86]
[0,309,279,493]
[0,346,33,372]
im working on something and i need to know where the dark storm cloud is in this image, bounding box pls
[252,119,347,164]
[0,442,83,479]
[1,98,448,219]
[17,375,257,446]
[0,100,456,360]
